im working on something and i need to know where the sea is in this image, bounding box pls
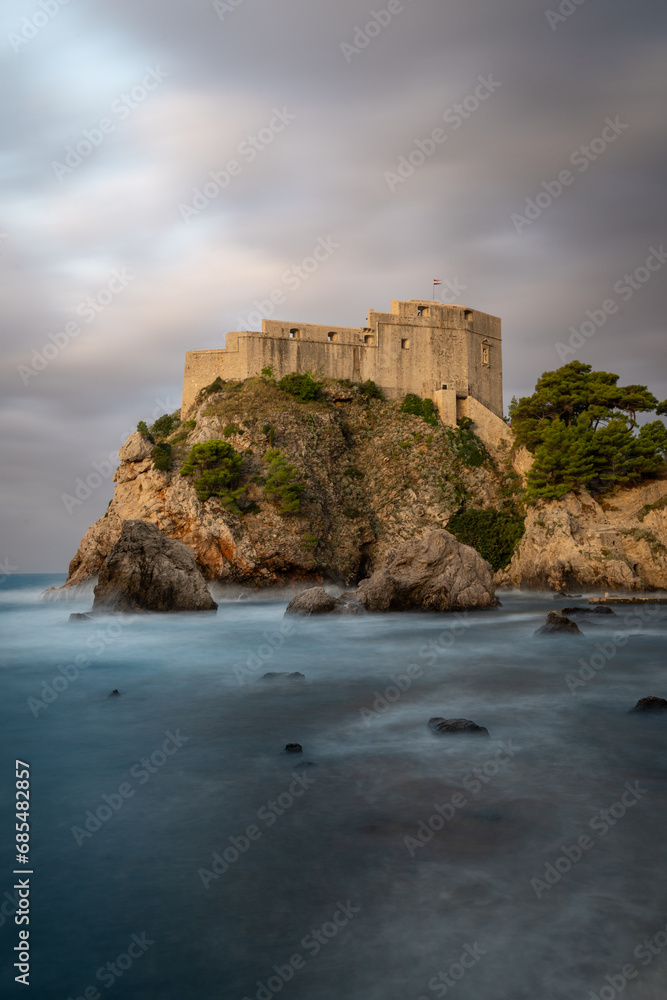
[1,574,666,1000]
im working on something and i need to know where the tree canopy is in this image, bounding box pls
[511,362,667,501]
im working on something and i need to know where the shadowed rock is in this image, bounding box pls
[534,611,582,635]
[356,530,497,613]
[561,605,615,616]
[285,587,361,616]
[428,717,490,737]
[261,672,305,682]
[285,743,303,753]
[629,696,667,714]
[92,520,217,613]
[69,612,93,622]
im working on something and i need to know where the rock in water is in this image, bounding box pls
[92,520,217,613]
[534,611,582,635]
[428,717,490,737]
[629,696,667,714]
[561,605,616,616]
[355,530,497,613]
[285,587,362,616]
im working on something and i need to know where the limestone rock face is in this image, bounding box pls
[118,432,153,463]
[356,530,497,612]
[92,520,217,613]
[495,484,667,592]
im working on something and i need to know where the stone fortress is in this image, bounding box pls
[182,299,511,452]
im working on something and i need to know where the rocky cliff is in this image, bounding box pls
[64,378,513,590]
[494,478,667,591]
[63,376,667,593]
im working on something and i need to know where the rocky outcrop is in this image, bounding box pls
[561,605,615,616]
[428,717,490,736]
[62,378,507,591]
[495,482,667,592]
[534,612,582,636]
[92,520,217,613]
[629,697,667,714]
[285,587,361,616]
[356,530,497,612]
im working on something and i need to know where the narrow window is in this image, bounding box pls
[289,328,299,339]
[481,340,490,366]
[327,332,337,342]
[417,306,428,317]
[364,335,373,345]
[401,338,410,350]
[464,310,473,321]
[441,384,448,389]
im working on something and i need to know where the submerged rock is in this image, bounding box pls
[629,696,667,714]
[285,587,361,616]
[69,612,93,622]
[428,717,490,737]
[108,689,121,697]
[534,611,582,636]
[355,530,497,613]
[285,743,303,753]
[261,672,305,682]
[561,605,615,616]
[92,520,217,614]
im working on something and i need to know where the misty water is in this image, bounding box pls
[2,575,667,1000]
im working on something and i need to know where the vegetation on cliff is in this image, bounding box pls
[512,362,667,501]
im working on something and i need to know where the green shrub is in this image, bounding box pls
[136,420,151,438]
[264,449,305,514]
[400,394,439,426]
[358,379,384,399]
[278,372,323,402]
[150,412,179,438]
[262,424,275,446]
[343,506,362,519]
[184,420,196,431]
[447,508,525,571]
[344,466,365,480]
[261,365,276,382]
[152,442,173,471]
[180,439,245,506]
[223,423,242,438]
[453,417,489,468]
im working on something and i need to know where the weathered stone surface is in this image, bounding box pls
[428,717,490,737]
[629,696,667,714]
[561,605,615,616]
[356,530,497,612]
[118,431,153,463]
[534,611,582,636]
[285,587,362,616]
[92,520,217,613]
[495,483,667,592]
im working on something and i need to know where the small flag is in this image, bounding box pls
[433,279,442,285]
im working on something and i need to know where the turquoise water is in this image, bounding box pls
[1,576,667,999]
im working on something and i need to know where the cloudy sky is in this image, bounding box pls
[2,0,666,572]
